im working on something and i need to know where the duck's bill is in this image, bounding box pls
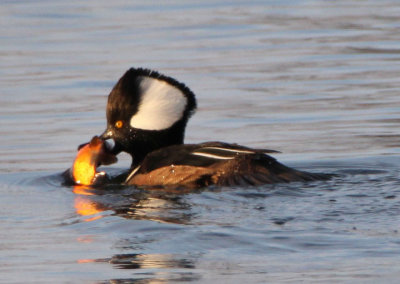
[100,128,113,140]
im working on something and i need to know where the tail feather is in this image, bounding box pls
[214,153,331,187]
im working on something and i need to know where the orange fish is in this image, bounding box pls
[71,136,117,186]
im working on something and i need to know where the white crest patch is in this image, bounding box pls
[130,76,187,130]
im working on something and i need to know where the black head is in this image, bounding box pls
[100,68,197,167]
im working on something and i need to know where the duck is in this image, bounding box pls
[98,68,328,188]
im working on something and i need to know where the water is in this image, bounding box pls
[1,0,400,282]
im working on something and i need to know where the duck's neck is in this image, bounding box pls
[128,124,186,168]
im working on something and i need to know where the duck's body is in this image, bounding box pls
[125,142,327,188]
[94,67,328,188]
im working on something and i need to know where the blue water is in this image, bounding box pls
[1,1,400,283]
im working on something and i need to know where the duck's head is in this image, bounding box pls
[100,68,197,167]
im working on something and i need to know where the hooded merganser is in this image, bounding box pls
[99,68,328,188]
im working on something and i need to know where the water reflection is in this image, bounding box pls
[78,253,199,283]
[73,185,196,224]
[108,253,195,270]
[73,186,201,282]
[73,185,108,222]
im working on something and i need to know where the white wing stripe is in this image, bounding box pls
[192,151,236,160]
[197,146,255,154]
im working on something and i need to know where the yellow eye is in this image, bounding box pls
[115,120,123,129]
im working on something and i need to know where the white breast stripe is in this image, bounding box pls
[130,76,187,130]
[192,151,235,160]
[198,146,255,154]
[125,165,141,182]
